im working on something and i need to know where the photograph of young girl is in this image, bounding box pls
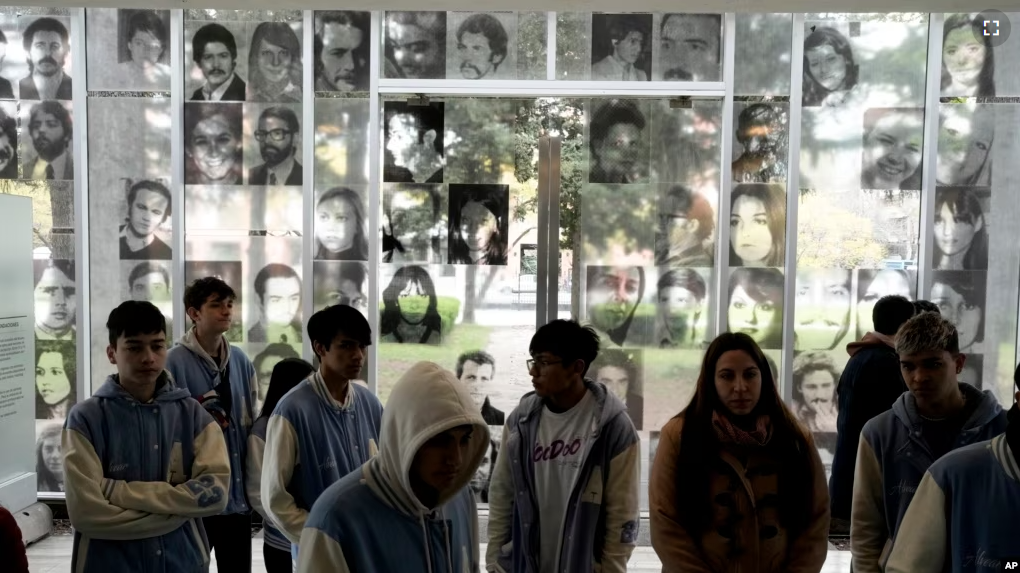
[447,184,509,265]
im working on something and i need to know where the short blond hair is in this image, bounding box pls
[895,311,959,356]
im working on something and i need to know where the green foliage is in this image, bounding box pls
[555,13,591,80]
[516,12,548,81]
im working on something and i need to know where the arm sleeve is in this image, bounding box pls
[851,437,890,573]
[484,424,513,571]
[600,440,640,573]
[784,438,831,572]
[246,432,268,520]
[883,472,947,573]
[295,528,352,573]
[62,428,189,540]
[262,414,306,544]
[648,423,714,573]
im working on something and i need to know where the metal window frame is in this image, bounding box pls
[377,79,726,98]
[917,13,944,301]
[71,7,90,429]
[713,13,737,337]
[536,136,561,327]
[170,9,185,341]
[302,9,314,364]
[366,10,383,393]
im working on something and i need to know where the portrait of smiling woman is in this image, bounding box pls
[247,21,302,103]
[184,102,243,185]
[860,108,924,191]
[802,25,859,107]
[729,183,785,267]
[940,13,995,98]
[728,267,785,350]
[932,187,988,271]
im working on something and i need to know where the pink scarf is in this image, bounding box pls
[712,410,772,446]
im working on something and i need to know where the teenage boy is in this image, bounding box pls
[851,311,1008,573]
[487,319,640,573]
[262,304,384,548]
[885,364,1020,572]
[166,277,258,572]
[64,301,230,572]
[296,361,489,572]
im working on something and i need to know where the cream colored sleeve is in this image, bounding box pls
[262,414,306,544]
[295,527,351,573]
[884,472,948,573]
[62,429,189,540]
[600,440,640,573]
[102,421,231,518]
[246,432,268,520]
[484,424,513,572]
[851,437,891,573]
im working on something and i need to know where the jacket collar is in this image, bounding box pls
[893,382,1003,432]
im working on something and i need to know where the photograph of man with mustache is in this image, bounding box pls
[452,13,509,80]
[19,16,73,100]
[190,22,246,101]
[656,12,722,81]
[23,100,73,181]
[314,11,370,92]
[248,106,301,186]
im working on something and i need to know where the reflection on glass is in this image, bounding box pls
[450,13,513,80]
[315,187,368,261]
[734,13,791,96]
[315,11,371,92]
[313,261,368,316]
[729,183,785,267]
[941,14,995,98]
[861,108,923,191]
[0,106,16,179]
[118,10,171,89]
[931,271,985,353]
[36,422,65,492]
[960,353,984,389]
[382,184,444,264]
[791,351,839,433]
[380,264,443,344]
[732,103,788,184]
[589,99,649,184]
[937,104,994,187]
[385,11,447,80]
[589,347,643,429]
[189,22,246,101]
[585,265,645,348]
[655,268,708,349]
[803,25,859,107]
[247,22,302,103]
[728,267,784,349]
[655,185,714,267]
[448,184,509,265]
[590,14,651,82]
[455,350,504,425]
[35,340,76,420]
[933,188,988,271]
[657,13,721,81]
[250,263,302,344]
[856,269,915,339]
[34,259,76,341]
[795,269,852,351]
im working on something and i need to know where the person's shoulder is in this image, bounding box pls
[66,396,103,426]
[860,408,900,442]
[927,437,997,484]
[274,380,315,413]
[306,468,373,528]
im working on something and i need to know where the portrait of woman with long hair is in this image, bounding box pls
[937,104,994,187]
[448,184,508,265]
[36,423,65,492]
[941,13,995,98]
[728,267,785,349]
[729,184,785,267]
[933,188,988,271]
[248,22,302,103]
[380,265,443,344]
[35,341,76,420]
[803,26,860,107]
[649,332,829,571]
[314,187,368,261]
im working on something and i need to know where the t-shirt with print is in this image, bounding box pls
[534,389,596,573]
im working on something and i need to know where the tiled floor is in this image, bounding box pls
[26,532,853,572]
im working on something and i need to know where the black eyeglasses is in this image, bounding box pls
[254,128,292,142]
[526,358,562,371]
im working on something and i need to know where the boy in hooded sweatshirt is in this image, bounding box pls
[166,277,257,571]
[487,319,640,573]
[884,365,1020,573]
[851,311,1008,573]
[829,294,915,527]
[63,301,231,572]
[262,304,384,552]
[296,361,489,573]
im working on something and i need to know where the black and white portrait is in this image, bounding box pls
[447,12,515,80]
[0,101,17,178]
[119,179,171,260]
[933,187,989,271]
[35,341,76,421]
[115,10,170,90]
[937,104,994,187]
[729,183,785,267]
[0,23,17,99]
[313,260,368,317]
[19,16,73,100]
[21,101,74,181]
[931,271,986,353]
[247,104,302,186]
[188,21,246,101]
[36,421,65,492]
[651,100,722,188]
[855,269,916,339]
[791,351,840,434]
[941,14,995,98]
[960,353,984,390]
[385,11,447,80]
[249,263,302,344]
[589,348,644,430]
[655,185,715,267]
[384,101,445,183]
[380,264,444,345]
[655,268,709,349]
[591,13,651,82]
[802,25,859,108]
[448,184,509,265]
[382,184,445,264]
[585,266,646,348]
[185,260,243,341]
[860,108,924,191]
[728,267,784,350]
[123,260,171,305]
[252,342,300,410]
[184,102,243,185]
[314,11,370,92]
[34,259,76,341]
[732,103,788,184]
[470,431,499,503]
[655,13,722,81]
[795,269,852,351]
[247,21,302,103]
[456,350,504,426]
[315,186,368,261]
[589,99,649,184]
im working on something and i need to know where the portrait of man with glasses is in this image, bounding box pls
[248,105,302,186]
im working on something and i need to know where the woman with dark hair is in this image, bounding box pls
[728,267,785,349]
[448,189,508,265]
[380,265,443,344]
[856,268,913,339]
[656,268,707,349]
[247,357,314,573]
[933,188,988,270]
[941,13,995,97]
[729,183,785,267]
[937,104,994,187]
[35,341,76,420]
[650,332,829,571]
[248,22,302,103]
[117,10,170,87]
[803,26,860,107]
[314,187,368,261]
[585,266,646,348]
[36,423,65,492]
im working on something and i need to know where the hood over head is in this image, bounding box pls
[94,371,191,403]
[367,361,490,516]
[847,331,896,357]
[179,327,230,372]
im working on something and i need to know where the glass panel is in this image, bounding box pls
[86,8,172,92]
[555,13,591,80]
[652,13,723,81]
[735,13,792,96]
[445,12,517,80]
[940,12,1020,97]
[516,12,547,81]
